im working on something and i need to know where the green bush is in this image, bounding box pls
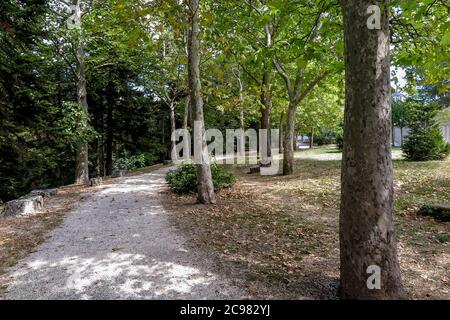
[166,163,236,194]
[113,153,159,172]
[402,128,450,161]
[315,128,339,146]
[402,101,450,161]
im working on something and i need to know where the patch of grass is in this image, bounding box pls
[436,233,450,243]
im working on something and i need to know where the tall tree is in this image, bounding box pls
[339,0,404,299]
[187,0,216,204]
[70,0,90,185]
[268,0,342,175]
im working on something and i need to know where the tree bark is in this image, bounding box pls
[187,0,216,204]
[183,96,190,131]
[170,102,176,160]
[309,128,314,149]
[260,69,272,164]
[105,98,113,176]
[279,112,284,154]
[73,0,89,185]
[340,0,404,299]
[236,68,246,157]
[283,102,297,175]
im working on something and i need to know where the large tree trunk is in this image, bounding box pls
[283,102,297,175]
[187,0,216,204]
[73,0,89,185]
[340,0,404,299]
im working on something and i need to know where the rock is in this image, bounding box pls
[112,170,125,178]
[28,188,58,198]
[418,204,450,222]
[248,165,261,174]
[90,177,103,186]
[1,196,44,218]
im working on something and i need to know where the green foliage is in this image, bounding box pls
[53,102,99,150]
[113,153,159,172]
[166,163,236,195]
[402,101,450,161]
[315,128,340,146]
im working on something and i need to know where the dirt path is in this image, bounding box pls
[1,167,248,300]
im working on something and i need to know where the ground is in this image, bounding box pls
[0,166,250,299]
[0,148,448,299]
[163,147,450,299]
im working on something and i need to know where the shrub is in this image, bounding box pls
[113,153,159,172]
[402,128,450,161]
[166,163,236,195]
[402,101,450,161]
[315,128,339,146]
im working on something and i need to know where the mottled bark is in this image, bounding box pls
[187,0,216,204]
[260,70,272,164]
[340,0,404,299]
[183,96,190,131]
[72,0,89,185]
[283,102,297,175]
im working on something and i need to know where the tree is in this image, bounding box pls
[69,0,91,185]
[339,0,404,299]
[187,0,216,204]
[402,100,450,161]
[267,0,342,175]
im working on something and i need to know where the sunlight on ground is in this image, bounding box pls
[10,252,215,299]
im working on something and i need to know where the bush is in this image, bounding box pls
[166,163,236,194]
[315,128,339,146]
[402,128,450,161]
[402,101,450,161]
[113,153,159,172]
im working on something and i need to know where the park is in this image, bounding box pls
[0,0,449,302]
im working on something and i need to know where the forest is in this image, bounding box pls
[0,0,449,302]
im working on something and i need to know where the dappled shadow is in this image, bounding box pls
[3,167,246,300]
[6,250,226,300]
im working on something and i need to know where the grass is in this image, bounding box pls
[164,146,450,299]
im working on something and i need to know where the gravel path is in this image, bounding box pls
[2,167,248,300]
